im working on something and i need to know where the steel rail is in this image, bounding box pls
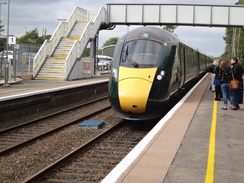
[0,96,108,133]
[0,97,110,155]
[22,121,124,183]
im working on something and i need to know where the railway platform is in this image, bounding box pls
[102,74,244,183]
[0,75,109,123]
[0,75,109,101]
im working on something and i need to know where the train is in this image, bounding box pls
[108,27,213,120]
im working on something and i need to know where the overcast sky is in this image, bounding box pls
[0,0,239,57]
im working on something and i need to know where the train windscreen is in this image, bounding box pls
[120,40,161,68]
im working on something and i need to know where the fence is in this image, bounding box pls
[0,44,41,80]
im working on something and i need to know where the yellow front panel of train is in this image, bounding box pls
[118,67,157,113]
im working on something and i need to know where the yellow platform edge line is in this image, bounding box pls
[205,99,217,183]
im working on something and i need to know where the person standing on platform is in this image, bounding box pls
[229,57,243,110]
[213,59,223,101]
[218,60,232,110]
[207,59,219,92]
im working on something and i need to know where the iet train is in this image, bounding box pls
[108,27,212,120]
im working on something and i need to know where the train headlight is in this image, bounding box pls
[160,71,165,76]
[112,68,118,81]
[157,70,165,80]
[157,75,163,80]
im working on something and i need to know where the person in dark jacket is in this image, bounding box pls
[218,60,232,110]
[229,57,243,110]
[214,59,223,101]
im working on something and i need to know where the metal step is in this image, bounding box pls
[35,76,65,80]
[37,72,65,77]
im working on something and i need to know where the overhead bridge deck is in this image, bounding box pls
[107,4,244,28]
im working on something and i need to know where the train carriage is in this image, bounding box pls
[109,27,212,120]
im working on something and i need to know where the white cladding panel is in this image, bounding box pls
[212,7,229,25]
[127,5,143,23]
[144,5,160,23]
[109,5,126,22]
[177,6,194,24]
[160,5,177,23]
[107,4,244,27]
[194,6,211,25]
[229,7,244,25]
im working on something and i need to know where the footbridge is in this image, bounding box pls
[33,4,244,80]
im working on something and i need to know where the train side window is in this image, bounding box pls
[112,40,124,68]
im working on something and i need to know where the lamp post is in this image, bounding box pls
[0,2,7,22]
[3,0,10,87]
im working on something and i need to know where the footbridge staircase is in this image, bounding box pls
[33,7,106,80]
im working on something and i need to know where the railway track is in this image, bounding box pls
[23,120,157,182]
[0,97,110,155]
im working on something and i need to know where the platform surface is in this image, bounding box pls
[0,75,109,101]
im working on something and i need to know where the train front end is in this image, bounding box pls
[109,27,180,120]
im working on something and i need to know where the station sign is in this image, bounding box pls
[8,36,16,45]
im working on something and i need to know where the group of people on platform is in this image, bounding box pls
[207,57,243,110]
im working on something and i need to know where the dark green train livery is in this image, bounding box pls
[109,27,212,120]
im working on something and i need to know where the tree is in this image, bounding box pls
[0,21,4,34]
[17,28,51,45]
[0,20,5,51]
[163,25,177,33]
[83,48,90,57]
[102,37,119,47]
[222,0,244,61]
[236,0,244,5]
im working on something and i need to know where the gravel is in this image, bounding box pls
[0,109,122,183]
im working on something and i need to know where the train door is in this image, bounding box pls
[196,51,200,75]
[204,55,207,69]
[179,43,186,85]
